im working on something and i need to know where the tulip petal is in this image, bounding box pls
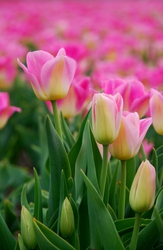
[26,50,54,83]
[17,58,48,100]
[41,55,76,100]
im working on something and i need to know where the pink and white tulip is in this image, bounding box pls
[17,48,77,101]
[92,92,123,145]
[0,92,21,129]
[129,160,156,214]
[109,112,152,160]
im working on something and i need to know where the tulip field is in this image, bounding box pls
[1,0,163,249]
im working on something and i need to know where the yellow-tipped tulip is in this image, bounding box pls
[92,92,123,145]
[129,160,156,214]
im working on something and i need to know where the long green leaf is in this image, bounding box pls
[45,115,72,220]
[34,219,76,250]
[81,170,125,250]
[68,109,91,177]
[137,211,163,250]
[0,213,16,250]
[60,112,75,150]
[84,121,102,249]
[34,168,43,222]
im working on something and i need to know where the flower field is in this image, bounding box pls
[1,1,163,249]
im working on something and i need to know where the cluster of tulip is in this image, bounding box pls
[1,1,163,249]
[0,47,162,250]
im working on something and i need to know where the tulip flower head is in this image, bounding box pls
[21,206,37,249]
[0,92,21,129]
[129,160,156,214]
[92,92,123,145]
[149,89,163,135]
[59,197,74,239]
[18,48,77,101]
[109,112,152,160]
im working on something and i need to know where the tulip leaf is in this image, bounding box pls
[60,112,75,150]
[152,187,163,219]
[21,184,30,211]
[81,170,125,250]
[4,199,19,234]
[152,148,159,190]
[137,210,163,250]
[74,128,87,206]
[115,218,151,236]
[84,121,102,249]
[109,160,119,214]
[34,168,43,222]
[18,234,26,250]
[68,109,91,177]
[0,213,16,250]
[153,207,163,238]
[38,116,49,190]
[45,115,72,220]
[33,218,76,250]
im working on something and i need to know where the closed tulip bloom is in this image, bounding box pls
[129,160,156,214]
[0,92,21,129]
[59,197,74,239]
[17,48,77,101]
[109,112,152,160]
[92,92,123,145]
[21,206,37,249]
[149,89,163,135]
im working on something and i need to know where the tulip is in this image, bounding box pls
[149,89,163,135]
[92,92,123,145]
[129,160,156,213]
[21,206,37,249]
[17,48,77,101]
[46,76,93,118]
[103,78,150,118]
[109,112,152,160]
[59,197,74,239]
[0,92,21,129]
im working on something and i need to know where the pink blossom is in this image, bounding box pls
[103,79,150,118]
[109,112,152,160]
[17,48,77,101]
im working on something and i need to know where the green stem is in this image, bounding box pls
[140,144,146,161]
[129,213,141,250]
[51,100,63,142]
[118,160,126,220]
[100,145,109,199]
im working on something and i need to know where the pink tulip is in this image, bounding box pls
[17,48,77,101]
[149,89,163,135]
[109,112,152,160]
[92,92,123,145]
[0,92,21,129]
[103,79,150,118]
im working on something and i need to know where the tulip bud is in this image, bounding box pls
[59,197,74,238]
[21,206,37,249]
[129,160,156,214]
[92,92,123,145]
